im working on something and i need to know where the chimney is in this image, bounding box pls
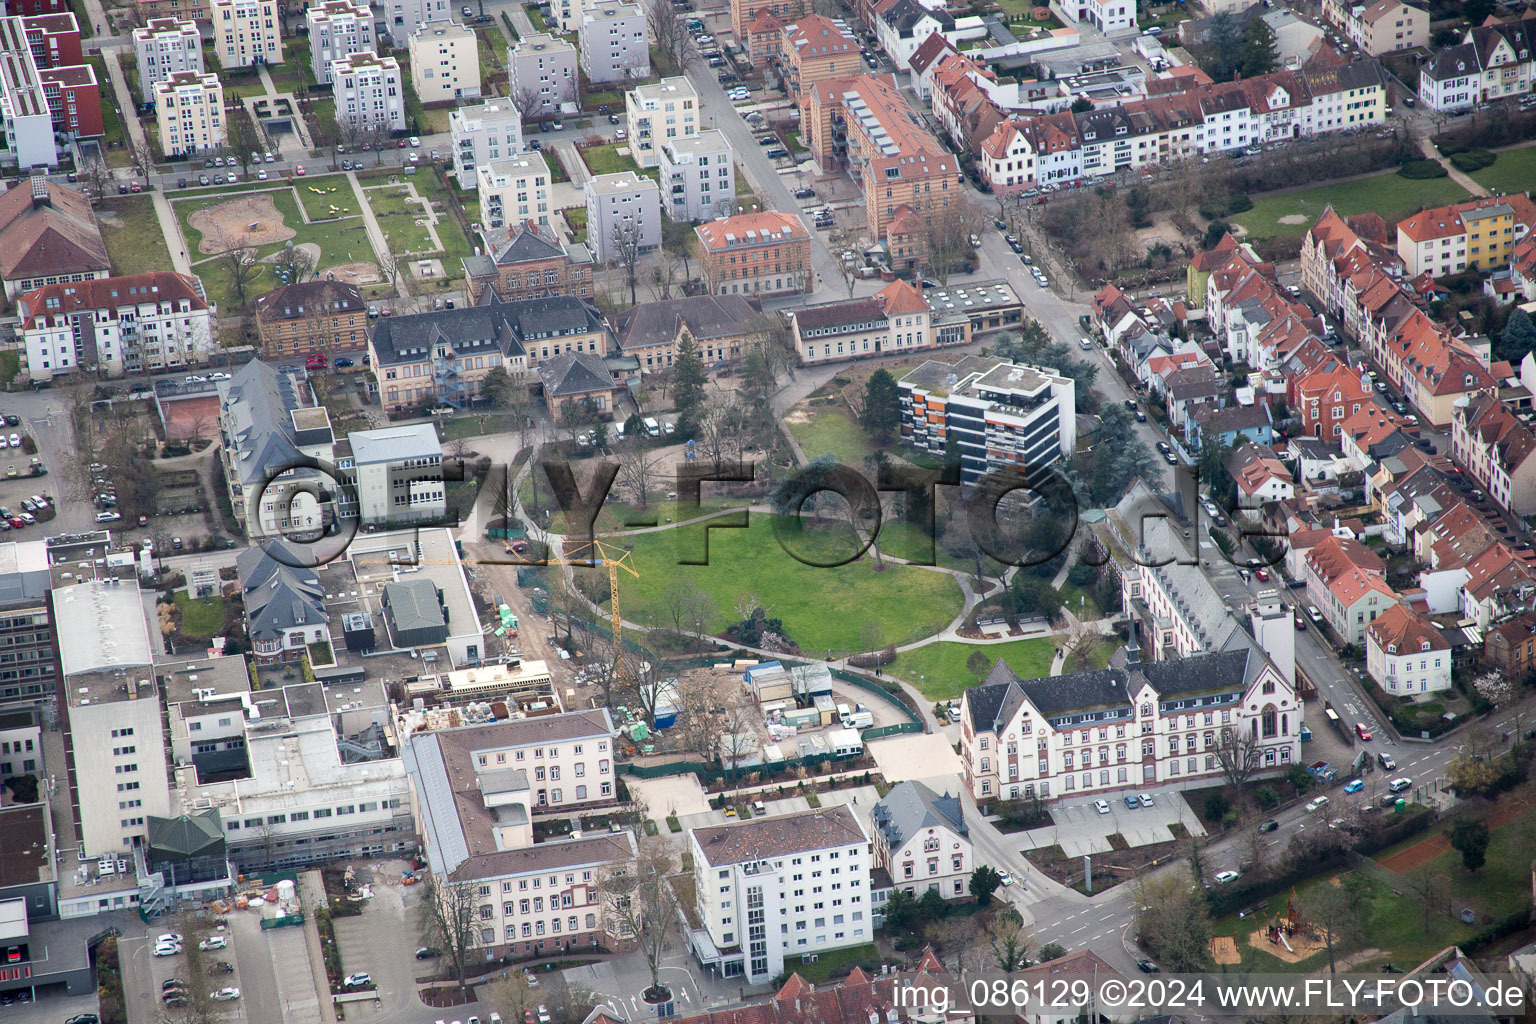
[1125,628,1140,666]
[30,175,50,209]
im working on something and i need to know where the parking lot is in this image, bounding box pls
[325,861,436,1024]
[1014,789,1205,857]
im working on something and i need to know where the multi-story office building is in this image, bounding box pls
[657,129,734,222]
[688,805,872,983]
[0,566,57,712]
[408,19,481,103]
[585,170,661,263]
[335,423,445,526]
[403,710,633,959]
[695,211,811,297]
[477,152,552,232]
[897,354,1077,486]
[17,271,215,380]
[334,51,405,132]
[132,17,201,102]
[625,76,698,169]
[307,0,374,84]
[508,33,577,117]
[154,70,225,157]
[53,579,173,859]
[211,0,282,68]
[579,0,648,84]
[449,98,525,187]
[252,279,367,358]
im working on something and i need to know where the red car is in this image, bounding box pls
[294,164,307,176]
[6,517,23,529]
[1356,722,1372,741]
[305,353,328,371]
[1255,568,1270,581]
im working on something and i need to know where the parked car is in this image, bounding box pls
[415,947,441,960]
[766,147,789,158]
[343,974,372,988]
[1388,777,1412,793]
[211,988,241,1002]
[1305,795,1330,813]
[1355,722,1372,741]
[199,936,228,951]
[1094,799,1110,814]
[1258,819,1279,833]
[208,962,235,975]
[334,357,355,369]
[1138,793,1154,808]
[1344,779,1363,794]
[1136,960,1160,974]
[1124,795,1138,810]
[1213,870,1240,884]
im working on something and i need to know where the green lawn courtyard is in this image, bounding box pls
[1232,171,1470,240]
[97,196,174,277]
[784,402,877,465]
[609,515,964,654]
[293,176,361,220]
[887,638,1056,699]
[174,593,226,639]
[1468,143,1536,197]
[365,184,438,254]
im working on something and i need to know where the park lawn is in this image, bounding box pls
[610,515,964,654]
[1469,143,1536,196]
[97,196,174,276]
[785,402,877,464]
[888,638,1056,699]
[1232,171,1470,240]
[175,593,226,639]
[874,520,1012,578]
[294,176,361,220]
[365,185,437,253]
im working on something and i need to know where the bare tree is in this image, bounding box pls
[671,672,724,758]
[483,974,538,1024]
[379,241,405,297]
[417,873,481,998]
[985,910,1033,972]
[1301,877,1367,974]
[1132,867,1211,972]
[918,196,985,285]
[647,0,701,75]
[213,227,262,306]
[615,434,661,507]
[508,84,549,124]
[1212,726,1262,795]
[1405,864,1440,934]
[81,158,113,202]
[271,241,317,285]
[598,829,679,1002]
[610,220,642,305]
[128,138,155,183]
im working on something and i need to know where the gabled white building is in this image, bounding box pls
[1365,604,1453,699]
[17,271,215,380]
[688,805,872,984]
[868,781,971,900]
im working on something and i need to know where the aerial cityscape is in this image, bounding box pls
[0,0,1534,1019]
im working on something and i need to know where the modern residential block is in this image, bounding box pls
[625,76,698,168]
[132,17,202,102]
[508,33,577,117]
[450,97,525,186]
[657,129,734,222]
[476,152,552,232]
[0,12,102,165]
[687,805,872,984]
[578,0,648,84]
[408,19,481,104]
[383,0,450,40]
[16,271,214,380]
[334,51,405,133]
[338,422,446,526]
[585,170,661,263]
[1396,196,1536,279]
[154,70,225,157]
[211,0,282,68]
[307,0,375,84]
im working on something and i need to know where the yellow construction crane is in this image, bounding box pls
[545,539,640,647]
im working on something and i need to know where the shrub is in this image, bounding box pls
[1449,149,1496,172]
[1398,159,1449,179]
[1227,193,1254,214]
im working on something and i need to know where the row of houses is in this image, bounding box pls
[1418,13,1536,112]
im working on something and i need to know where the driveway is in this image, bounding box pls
[867,732,963,786]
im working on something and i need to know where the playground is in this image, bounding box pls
[186,193,297,253]
[1242,891,1330,963]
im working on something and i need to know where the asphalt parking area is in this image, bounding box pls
[1040,789,1204,855]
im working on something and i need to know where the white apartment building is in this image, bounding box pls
[625,76,698,168]
[56,579,173,860]
[155,71,225,157]
[477,152,552,232]
[450,98,525,187]
[868,781,971,900]
[339,422,446,526]
[579,0,648,85]
[508,33,577,117]
[307,0,375,85]
[132,18,202,103]
[212,0,282,68]
[584,170,661,263]
[17,271,215,380]
[409,19,481,104]
[383,0,451,41]
[334,51,406,133]
[657,129,734,222]
[1365,605,1453,700]
[960,645,1300,803]
[688,805,872,984]
[403,710,633,960]
[1056,0,1135,33]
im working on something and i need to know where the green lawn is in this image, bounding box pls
[1469,143,1536,196]
[365,184,437,254]
[294,176,360,220]
[0,351,19,386]
[1232,171,1470,240]
[565,207,588,243]
[581,143,658,182]
[97,196,174,276]
[887,638,1056,699]
[611,516,964,654]
[175,593,226,639]
[785,403,877,464]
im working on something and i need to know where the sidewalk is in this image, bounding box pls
[347,170,413,301]
[1417,135,1488,198]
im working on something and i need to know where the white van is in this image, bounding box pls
[643,417,660,437]
[836,703,851,725]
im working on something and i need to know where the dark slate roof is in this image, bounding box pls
[1422,41,1477,81]
[882,0,954,34]
[371,294,606,367]
[490,224,567,265]
[254,278,365,322]
[1301,58,1386,96]
[147,810,224,857]
[222,360,331,488]
[615,295,757,351]
[1138,648,1255,698]
[870,780,967,852]
[794,297,887,331]
[238,541,327,642]
[506,294,604,338]
[537,351,613,397]
[383,579,446,631]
